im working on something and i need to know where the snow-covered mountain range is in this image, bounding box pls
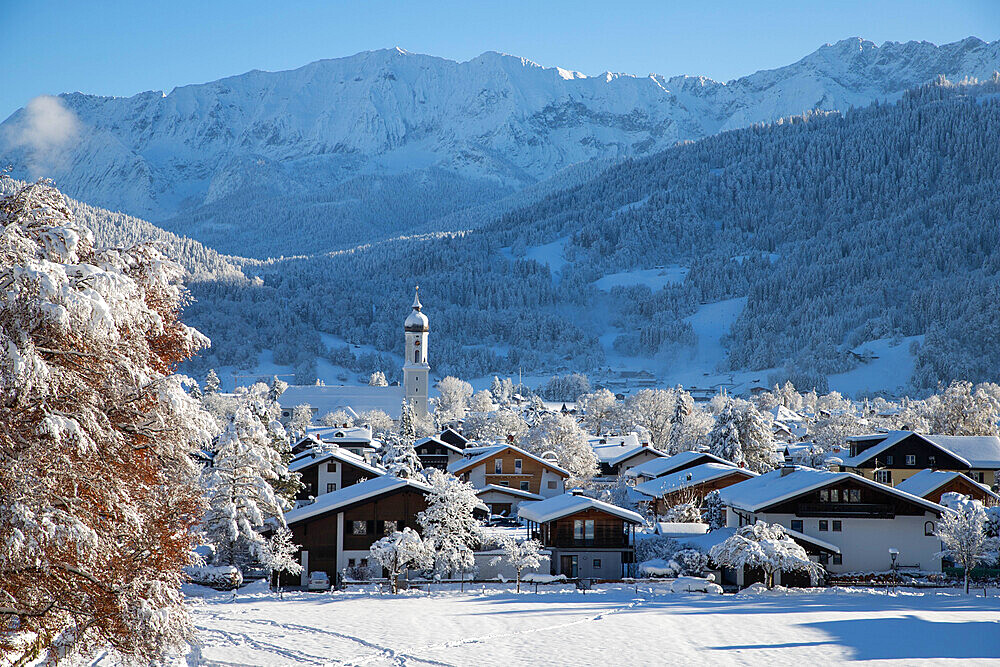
[3,37,999,226]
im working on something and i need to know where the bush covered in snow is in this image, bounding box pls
[185,565,244,590]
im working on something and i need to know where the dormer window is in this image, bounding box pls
[905,455,916,466]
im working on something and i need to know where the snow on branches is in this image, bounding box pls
[0,179,216,664]
[489,537,543,593]
[709,522,824,589]
[417,469,487,579]
[369,527,433,594]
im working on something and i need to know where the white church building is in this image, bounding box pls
[279,288,431,422]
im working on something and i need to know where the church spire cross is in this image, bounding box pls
[412,285,422,311]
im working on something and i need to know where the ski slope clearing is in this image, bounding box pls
[827,335,924,397]
[593,266,689,292]
[159,581,998,666]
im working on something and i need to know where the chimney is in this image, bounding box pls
[780,453,796,477]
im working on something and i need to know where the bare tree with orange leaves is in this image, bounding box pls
[0,179,217,665]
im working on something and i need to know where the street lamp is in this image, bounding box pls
[888,548,899,594]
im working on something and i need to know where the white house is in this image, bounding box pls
[590,432,667,479]
[716,465,947,575]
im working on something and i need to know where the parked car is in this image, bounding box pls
[308,571,330,591]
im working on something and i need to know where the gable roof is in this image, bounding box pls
[447,443,570,478]
[305,425,376,445]
[632,463,757,499]
[625,450,737,479]
[895,469,1000,501]
[518,493,644,524]
[414,435,463,455]
[288,445,386,477]
[285,475,431,524]
[716,466,946,516]
[475,484,545,501]
[841,431,973,468]
[438,427,470,448]
[589,433,663,466]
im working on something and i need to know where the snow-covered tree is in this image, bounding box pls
[321,409,355,427]
[204,368,221,394]
[703,490,726,530]
[578,388,619,432]
[369,371,388,387]
[668,405,714,454]
[537,373,591,402]
[398,399,417,443]
[202,396,290,569]
[288,403,314,440]
[522,412,598,482]
[663,500,702,523]
[468,389,495,413]
[936,493,996,594]
[380,434,423,479]
[369,527,433,593]
[359,408,394,437]
[709,522,824,589]
[436,376,473,424]
[0,179,216,664]
[490,537,543,592]
[708,398,776,473]
[464,407,527,444]
[490,376,513,406]
[927,381,1000,436]
[417,469,487,579]
[263,527,303,596]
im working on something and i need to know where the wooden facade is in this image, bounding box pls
[294,457,373,502]
[651,470,756,514]
[914,475,996,504]
[457,446,568,495]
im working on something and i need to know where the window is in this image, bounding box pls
[327,462,337,473]
[833,554,842,565]
[383,520,397,535]
[348,558,356,567]
[818,553,829,565]
[520,481,530,491]
[819,490,829,502]
[928,456,936,467]
[547,480,557,489]
[494,459,503,474]
[829,489,840,503]
[790,520,803,532]
[885,455,894,465]
[360,558,368,567]
[925,521,935,536]
[352,521,367,535]
[971,471,986,483]
[905,455,916,466]
[514,459,522,474]
[499,480,510,487]
[573,520,595,541]
[585,519,595,541]
[819,520,829,532]
[832,520,842,532]
[848,489,861,503]
[593,559,602,569]
[874,470,892,484]
[414,349,420,363]
[574,520,583,540]
[327,483,337,493]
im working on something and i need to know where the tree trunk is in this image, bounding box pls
[965,567,970,595]
[766,570,775,589]
[516,570,521,593]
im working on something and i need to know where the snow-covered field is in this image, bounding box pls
[168,581,999,666]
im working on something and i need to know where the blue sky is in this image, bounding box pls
[2,0,998,120]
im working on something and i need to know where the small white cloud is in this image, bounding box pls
[4,95,81,178]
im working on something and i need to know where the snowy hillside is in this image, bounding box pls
[2,38,999,257]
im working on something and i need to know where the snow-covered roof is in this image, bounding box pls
[716,466,946,515]
[840,431,1000,469]
[288,445,386,477]
[633,463,756,498]
[654,522,709,537]
[895,469,999,500]
[770,405,804,423]
[589,433,660,465]
[404,289,429,332]
[784,526,841,554]
[448,443,570,477]
[414,435,463,454]
[285,475,431,524]
[305,425,376,445]
[279,384,406,420]
[475,484,545,501]
[625,450,736,479]
[518,493,644,525]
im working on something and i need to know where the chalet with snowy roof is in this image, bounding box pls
[895,469,1000,505]
[278,288,432,423]
[519,491,643,580]
[716,465,947,575]
[413,435,465,470]
[841,431,1000,489]
[284,475,431,585]
[292,426,379,460]
[625,450,736,482]
[448,443,569,498]
[289,445,386,505]
[633,463,757,514]
[476,485,545,517]
[589,432,667,479]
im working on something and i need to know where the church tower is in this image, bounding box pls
[403,287,430,418]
